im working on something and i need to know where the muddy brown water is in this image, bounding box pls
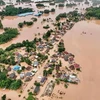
[0,1,100,100]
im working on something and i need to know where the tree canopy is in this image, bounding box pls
[0,28,19,44]
[0,5,33,16]
[85,7,100,19]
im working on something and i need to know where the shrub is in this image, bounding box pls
[51,8,55,12]
[44,9,50,14]
[58,4,64,7]
[36,3,44,7]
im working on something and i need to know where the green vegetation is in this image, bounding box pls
[21,0,31,2]
[64,84,68,88]
[43,70,48,77]
[17,0,31,3]
[43,30,53,40]
[21,57,32,65]
[58,42,65,53]
[0,28,19,44]
[73,0,83,2]
[55,79,60,85]
[36,3,45,7]
[55,0,66,3]
[37,53,48,62]
[5,39,36,51]
[0,72,22,90]
[18,21,33,28]
[85,7,100,19]
[67,11,82,22]
[66,3,76,7]
[43,25,50,29]
[44,9,50,14]
[34,81,41,86]
[0,20,3,29]
[56,13,67,21]
[31,17,37,22]
[1,94,6,100]
[43,67,54,76]
[26,93,36,100]
[56,11,82,22]
[0,0,5,6]
[49,2,55,5]
[58,4,64,7]
[0,5,33,16]
[51,8,55,12]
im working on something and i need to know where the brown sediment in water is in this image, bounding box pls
[61,21,100,100]
[0,1,100,100]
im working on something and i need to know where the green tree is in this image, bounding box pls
[0,20,3,29]
[1,94,6,100]
[10,79,22,90]
[26,94,36,100]
[58,47,65,53]
[43,70,48,77]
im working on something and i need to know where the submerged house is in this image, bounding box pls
[25,72,33,77]
[40,77,47,85]
[68,74,80,84]
[9,72,16,79]
[20,72,25,79]
[32,61,39,67]
[64,53,74,61]
[69,63,80,70]
[24,77,32,82]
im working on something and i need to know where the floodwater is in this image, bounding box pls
[0,2,90,49]
[62,20,100,100]
[0,1,100,100]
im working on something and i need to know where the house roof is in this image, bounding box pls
[20,73,25,78]
[73,63,80,69]
[24,77,31,82]
[33,61,39,67]
[9,73,16,78]
[25,72,33,77]
[40,77,47,83]
[64,53,74,61]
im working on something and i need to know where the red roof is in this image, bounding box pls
[68,57,74,61]
[73,63,80,69]
[63,51,69,54]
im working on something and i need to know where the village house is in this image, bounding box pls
[9,72,16,79]
[40,77,47,86]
